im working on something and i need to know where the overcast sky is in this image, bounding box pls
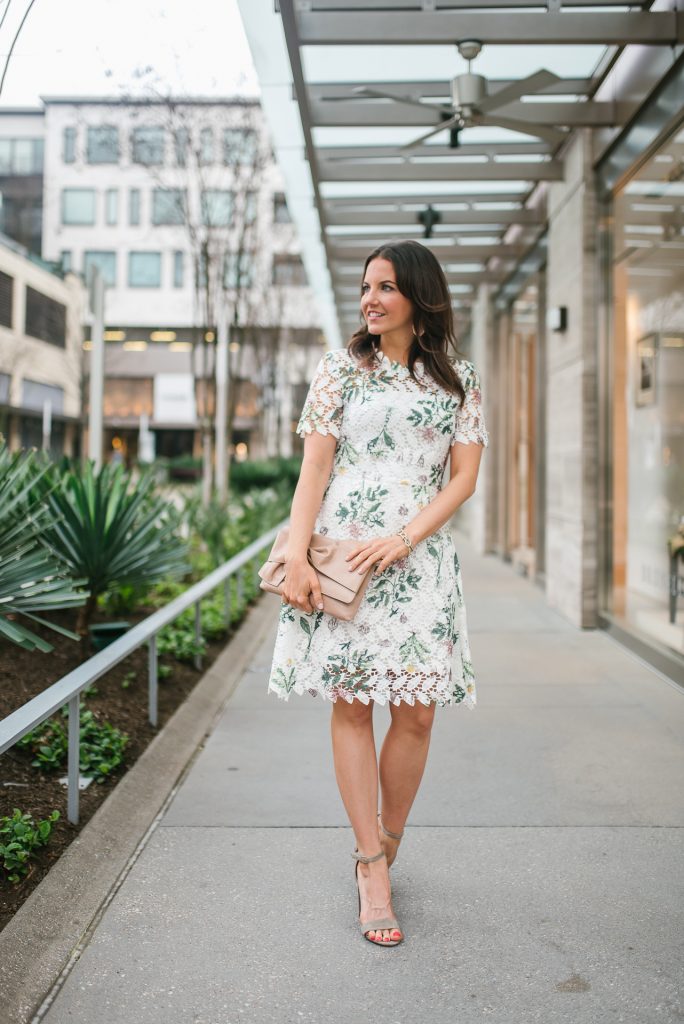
[0,0,261,108]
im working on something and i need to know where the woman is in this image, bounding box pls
[266,239,489,946]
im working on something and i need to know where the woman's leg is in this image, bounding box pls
[378,700,437,864]
[330,698,401,943]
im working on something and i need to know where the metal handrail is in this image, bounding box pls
[0,519,286,824]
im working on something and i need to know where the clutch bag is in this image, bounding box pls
[258,527,374,621]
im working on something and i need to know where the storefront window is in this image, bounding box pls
[609,123,684,656]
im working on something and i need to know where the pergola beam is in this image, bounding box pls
[309,80,593,103]
[310,99,633,127]
[324,192,529,207]
[330,243,522,260]
[327,208,544,225]
[297,11,683,45]
[318,159,564,182]
[318,142,551,160]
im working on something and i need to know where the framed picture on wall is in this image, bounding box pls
[635,333,657,406]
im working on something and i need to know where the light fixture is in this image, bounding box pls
[150,330,177,342]
[104,330,126,341]
[546,306,568,333]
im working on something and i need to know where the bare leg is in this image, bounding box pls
[330,699,402,943]
[378,700,437,864]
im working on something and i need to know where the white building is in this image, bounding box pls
[0,231,86,456]
[38,95,325,465]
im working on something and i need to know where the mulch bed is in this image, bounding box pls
[0,602,251,934]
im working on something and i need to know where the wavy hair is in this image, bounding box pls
[347,239,466,403]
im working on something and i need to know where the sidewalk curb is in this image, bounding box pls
[0,595,279,1024]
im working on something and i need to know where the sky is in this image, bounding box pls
[0,0,261,108]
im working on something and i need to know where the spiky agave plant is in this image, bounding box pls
[38,460,190,633]
[0,445,86,652]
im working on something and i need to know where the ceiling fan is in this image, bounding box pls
[350,40,568,150]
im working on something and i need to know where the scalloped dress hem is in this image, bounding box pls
[266,682,476,710]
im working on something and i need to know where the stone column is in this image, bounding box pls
[545,129,599,628]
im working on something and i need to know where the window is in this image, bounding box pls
[131,126,164,166]
[63,127,76,163]
[273,192,291,224]
[62,188,96,225]
[21,379,64,414]
[128,252,161,287]
[201,189,233,227]
[200,127,213,165]
[0,372,9,403]
[25,287,67,348]
[222,129,257,164]
[272,254,307,287]
[224,250,253,289]
[105,189,118,226]
[60,250,72,274]
[129,188,141,226]
[173,128,189,167]
[0,138,43,175]
[86,126,119,164]
[0,270,13,328]
[173,251,184,288]
[152,188,186,226]
[245,190,257,224]
[83,251,117,288]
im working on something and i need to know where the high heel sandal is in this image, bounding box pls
[351,849,403,947]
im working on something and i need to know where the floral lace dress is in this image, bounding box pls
[266,347,489,708]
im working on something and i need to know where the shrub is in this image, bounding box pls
[0,808,60,884]
[17,703,129,783]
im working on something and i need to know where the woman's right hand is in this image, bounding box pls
[281,555,325,614]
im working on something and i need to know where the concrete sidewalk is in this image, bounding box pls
[34,542,684,1024]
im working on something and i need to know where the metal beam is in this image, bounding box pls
[284,0,637,9]
[297,11,683,45]
[318,159,564,181]
[327,208,544,225]
[310,99,632,127]
[318,142,551,160]
[330,243,523,260]
[308,79,594,102]
[324,192,529,207]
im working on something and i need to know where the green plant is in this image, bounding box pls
[0,808,60,884]
[0,443,86,652]
[17,704,129,783]
[157,620,206,663]
[97,582,149,617]
[121,670,136,689]
[36,460,190,632]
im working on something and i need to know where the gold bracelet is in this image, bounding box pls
[397,526,414,553]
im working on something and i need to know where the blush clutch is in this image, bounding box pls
[258,527,375,621]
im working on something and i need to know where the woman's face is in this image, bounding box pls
[360,257,414,337]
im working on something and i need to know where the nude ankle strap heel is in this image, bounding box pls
[351,849,403,946]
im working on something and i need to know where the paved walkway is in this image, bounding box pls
[37,540,684,1024]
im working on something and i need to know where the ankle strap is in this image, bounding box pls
[351,849,385,864]
[379,816,404,841]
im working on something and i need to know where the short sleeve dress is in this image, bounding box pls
[266,346,489,708]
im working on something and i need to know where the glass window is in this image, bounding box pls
[129,188,141,226]
[201,189,233,227]
[0,371,9,403]
[131,126,165,166]
[0,138,43,174]
[128,251,161,288]
[245,190,257,224]
[152,188,186,226]
[14,139,34,174]
[173,128,189,167]
[105,189,118,226]
[273,192,291,223]
[272,254,307,286]
[63,127,76,163]
[0,140,11,174]
[200,127,213,165]
[222,129,257,164]
[83,251,117,288]
[173,251,184,288]
[87,126,119,164]
[224,250,253,289]
[60,250,72,273]
[21,379,64,414]
[62,188,96,226]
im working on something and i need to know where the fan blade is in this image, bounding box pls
[476,70,562,115]
[351,86,452,115]
[475,114,566,147]
[399,116,461,152]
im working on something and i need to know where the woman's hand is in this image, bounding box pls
[281,555,325,614]
[345,534,412,576]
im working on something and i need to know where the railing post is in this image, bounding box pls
[67,693,80,825]
[194,601,202,671]
[224,577,232,629]
[237,566,244,611]
[148,634,158,728]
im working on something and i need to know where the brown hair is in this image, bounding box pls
[347,238,466,403]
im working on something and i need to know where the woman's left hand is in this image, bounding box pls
[345,534,412,576]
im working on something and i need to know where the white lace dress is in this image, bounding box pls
[266,346,489,708]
